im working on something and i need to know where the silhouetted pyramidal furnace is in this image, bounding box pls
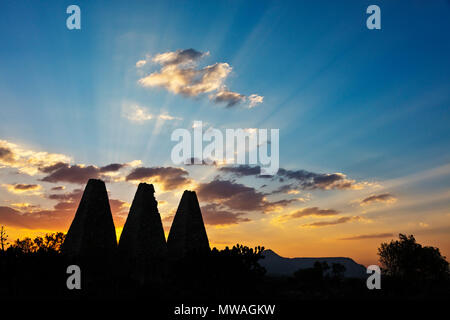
[62,179,117,261]
[118,183,167,282]
[62,179,210,281]
[167,190,210,260]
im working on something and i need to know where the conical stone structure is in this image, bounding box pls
[118,183,167,283]
[62,179,117,260]
[167,190,210,260]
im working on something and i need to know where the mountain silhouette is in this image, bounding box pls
[260,249,366,278]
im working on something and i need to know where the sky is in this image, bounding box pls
[0,0,449,266]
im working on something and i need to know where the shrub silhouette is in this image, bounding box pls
[7,232,65,255]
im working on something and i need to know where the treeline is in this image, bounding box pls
[0,230,449,300]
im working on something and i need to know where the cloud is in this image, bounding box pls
[197,178,296,213]
[99,163,127,173]
[278,169,362,190]
[136,60,147,68]
[185,157,217,166]
[139,62,231,96]
[302,216,361,228]
[339,233,394,240]
[125,166,191,190]
[0,203,128,232]
[3,183,42,195]
[11,203,40,211]
[47,188,83,202]
[122,103,181,123]
[153,48,208,66]
[209,89,246,108]
[268,184,295,195]
[360,193,397,206]
[11,184,41,191]
[0,146,14,162]
[0,206,32,229]
[50,186,65,191]
[218,165,370,190]
[40,162,131,184]
[0,139,71,175]
[41,164,102,184]
[218,165,265,177]
[248,94,264,108]
[0,186,129,231]
[201,203,250,226]
[137,49,263,108]
[197,179,254,201]
[281,207,340,221]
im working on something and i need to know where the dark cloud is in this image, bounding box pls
[278,169,355,190]
[284,207,340,220]
[0,189,128,231]
[40,162,129,184]
[12,184,40,191]
[268,184,295,195]
[219,165,361,190]
[39,162,68,173]
[259,199,298,212]
[218,165,263,177]
[302,216,361,228]
[339,233,394,240]
[126,166,190,190]
[0,147,14,162]
[197,178,296,213]
[0,205,71,230]
[47,189,83,201]
[0,206,31,229]
[201,203,250,226]
[50,186,65,191]
[154,48,206,66]
[210,89,246,107]
[41,163,101,184]
[100,163,126,172]
[197,179,254,201]
[360,193,397,205]
[185,157,217,166]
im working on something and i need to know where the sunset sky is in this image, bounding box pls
[1,0,449,266]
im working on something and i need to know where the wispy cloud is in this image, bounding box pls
[122,103,181,123]
[339,233,394,240]
[360,193,397,206]
[302,216,361,228]
[281,207,340,221]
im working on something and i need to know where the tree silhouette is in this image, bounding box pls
[378,233,449,280]
[9,232,66,254]
[331,263,346,280]
[11,237,35,254]
[294,261,330,286]
[33,232,65,253]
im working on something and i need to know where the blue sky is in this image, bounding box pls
[1,0,449,174]
[0,0,449,264]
